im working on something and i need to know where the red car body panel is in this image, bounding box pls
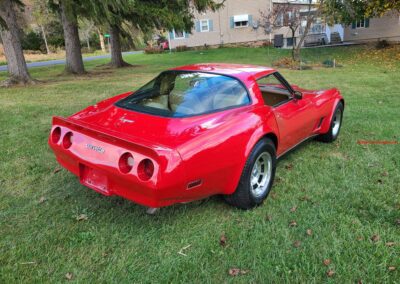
[49,63,343,208]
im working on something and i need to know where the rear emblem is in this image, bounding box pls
[86,144,105,154]
[120,118,134,123]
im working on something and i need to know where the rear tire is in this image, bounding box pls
[317,102,344,143]
[224,138,276,209]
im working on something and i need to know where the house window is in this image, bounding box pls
[200,19,209,32]
[174,30,185,39]
[234,15,249,28]
[276,13,284,26]
[353,18,370,29]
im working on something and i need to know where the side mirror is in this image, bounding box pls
[294,91,303,100]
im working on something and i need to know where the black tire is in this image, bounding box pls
[224,138,276,210]
[317,102,344,143]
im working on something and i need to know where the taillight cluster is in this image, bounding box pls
[51,127,73,149]
[118,153,154,181]
[51,126,155,181]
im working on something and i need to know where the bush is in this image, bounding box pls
[144,46,164,54]
[22,31,43,51]
[376,40,390,49]
[272,57,300,69]
[175,45,189,52]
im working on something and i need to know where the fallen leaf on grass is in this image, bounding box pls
[53,167,62,174]
[356,236,364,241]
[299,195,311,202]
[178,244,191,256]
[306,229,313,236]
[38,197,47,204]
[293,240,301,248]
[289,220,297,227]
[270,192,278,199]
[285,163,293,170]
[323,259,331,266]
[65,272,73,280]
[290,206,297,212]
[76,214,88,221]
[266,215,273,222]
[371,235,380,242]
[388,266,396,272]
[385,242,396,247]
[228,268,249,276]
[381,171,388,177]
[326,269,335,277]
[220,233,227,247]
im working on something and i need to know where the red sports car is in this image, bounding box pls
[49,63,344,210]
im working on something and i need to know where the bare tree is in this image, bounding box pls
[260,0,321,62]
[96,27,106,52]
[79,19,95,50]
[0,0,35,86]
[32,0,56,54]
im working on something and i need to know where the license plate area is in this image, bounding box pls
[79,164,111,196]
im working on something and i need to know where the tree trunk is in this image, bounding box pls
[59,0,85,74]
[109,25,130,68]
[294,15,313,62]
[98,30,106,52]
[290,27,296,61]
[40,25,50,54]
[0,0,34,86]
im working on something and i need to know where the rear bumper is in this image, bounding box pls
[49,119,188,208]
[55,152,165,207]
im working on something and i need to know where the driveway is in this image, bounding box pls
[0,51,143,72]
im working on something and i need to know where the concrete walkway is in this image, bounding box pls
[0,51,143,72]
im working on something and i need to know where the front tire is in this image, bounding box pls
[317,102,344,143]
[224,138,276,209]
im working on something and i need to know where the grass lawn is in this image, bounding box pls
[0,46,399,283]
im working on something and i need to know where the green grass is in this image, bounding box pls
[1,46,399,283]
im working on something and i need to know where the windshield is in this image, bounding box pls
[115,71,250,117]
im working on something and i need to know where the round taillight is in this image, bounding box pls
[138,159,154,181]
[51,127,61,144]
[119,152,134,174]
[62,132,73,149]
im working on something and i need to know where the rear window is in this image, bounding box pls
[115,71,250,117]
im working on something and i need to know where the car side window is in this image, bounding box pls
[257,74,292,107]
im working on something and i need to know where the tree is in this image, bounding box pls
[32,0,57,54]
[92,0,223,68]
[79,18,95,50]
[260,0,319,62]
[48,0,87,74]
[260,3,302,60]
[0,0,35,86]
[58,0,85,74]
[323,0,400,25]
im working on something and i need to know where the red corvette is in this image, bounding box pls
[49,63,344,209]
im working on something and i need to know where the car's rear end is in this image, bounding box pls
[48,116,186,208]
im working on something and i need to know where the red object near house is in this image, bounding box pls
[160,40,169,50]
[49,64,344,209]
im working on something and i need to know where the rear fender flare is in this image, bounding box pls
[224,117,279,195]
[320,96,344,134]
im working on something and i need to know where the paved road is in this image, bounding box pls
[0,51,143,72]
